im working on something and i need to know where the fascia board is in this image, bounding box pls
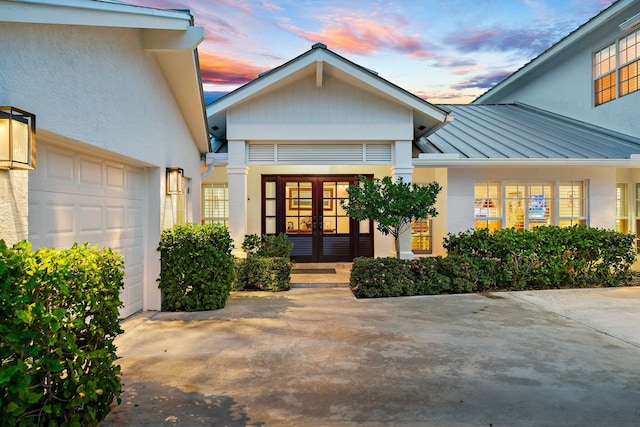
[142,27,205,51]
[206,51,319,115]
[0,0,192,30]
[413,157,640,167]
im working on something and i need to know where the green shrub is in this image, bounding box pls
[0,240,124,426]
[444,225,636,290]
[158,223,235,311]
[436,254,500,293]
[234,257,293,291]
[408,257,450,295]
[241,233,293,258]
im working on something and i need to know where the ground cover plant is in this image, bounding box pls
[158,223,235,311]
[234,233,294,291]
[350,226,636,298]
[0,241,124,426]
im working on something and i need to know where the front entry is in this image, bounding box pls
[262,175,373,262]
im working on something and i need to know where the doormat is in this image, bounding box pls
[291,269,336,274]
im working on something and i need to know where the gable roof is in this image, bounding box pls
[0,0,210,153]
[474,0,638,104]
[206,43,453,143]
[415,103,640,166]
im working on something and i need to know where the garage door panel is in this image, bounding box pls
[78,157,103,187]
[29,142,145,318]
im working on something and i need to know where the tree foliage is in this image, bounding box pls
[340,175,441,257]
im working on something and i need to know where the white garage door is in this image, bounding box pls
[29,142,145,318]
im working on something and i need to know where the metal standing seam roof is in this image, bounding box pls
[419,103,640,160]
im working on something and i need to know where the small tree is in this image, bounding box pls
[340,175,441,258]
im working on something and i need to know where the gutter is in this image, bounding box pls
[413,154,640,168]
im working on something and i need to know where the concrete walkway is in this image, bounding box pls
[102,287,640,426]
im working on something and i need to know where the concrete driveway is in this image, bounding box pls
[102,287,640,426]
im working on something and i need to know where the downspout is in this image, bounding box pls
[201,152,215,179]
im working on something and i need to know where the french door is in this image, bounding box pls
[262,175,373,262]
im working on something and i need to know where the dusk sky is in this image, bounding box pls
[124,0,616,103]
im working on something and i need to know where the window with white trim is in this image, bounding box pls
[202,184,229,226]
[616,183,629,233]
[411,219,432,254]
[593,28,640,106]
[474,180,587,230]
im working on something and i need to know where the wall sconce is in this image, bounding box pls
[166,167,184,195]
[0,106,36,170]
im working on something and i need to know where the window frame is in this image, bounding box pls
[202,183,229,226]
[474,180,588,231]
[593,28,640,106]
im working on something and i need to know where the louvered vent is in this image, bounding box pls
[248,144,275,162]
[247,143,393,164]
[365,144,393,162]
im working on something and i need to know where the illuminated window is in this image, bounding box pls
[594,43,617,105]
[593,28,640,106]
[474,181,502,231]
[411,219,432,254]
[616,183,629,233]
[474,181,587,230]
[202,184,228,226]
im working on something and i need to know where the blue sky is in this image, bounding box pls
[125,0,616,103]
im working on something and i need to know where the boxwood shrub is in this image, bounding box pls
[350,226,636,298]
[234,257,293,291]
[234,233,294,292]
[0,240,124,426]
[158,223,235,311]
[444,225,636,290]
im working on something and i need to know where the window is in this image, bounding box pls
[202,184,228,225]
[593,28,640,106]
[474,181,586,231]
[617,183,629,233]
[411,219,432,254]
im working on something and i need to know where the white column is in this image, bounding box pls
[392,140,414,260]
[227,140,248,257]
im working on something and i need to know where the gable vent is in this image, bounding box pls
[248,143,392,164]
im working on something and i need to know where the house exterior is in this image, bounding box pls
[0,0,209,317]
[203,0,640,264]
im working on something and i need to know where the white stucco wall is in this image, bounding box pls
[447,166,617,235]
[0,171,29,245]
[0,21,203,312]
[478,2,640,138]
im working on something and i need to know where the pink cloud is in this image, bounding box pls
[198,52,268,85]
[280,11,432,58]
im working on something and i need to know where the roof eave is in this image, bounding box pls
[413,156,640,167]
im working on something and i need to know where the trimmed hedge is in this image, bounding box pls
[350,257,448,298]
[234,257,293,292]
[158,223,235,311]
[234,233,294,292]
[351,226,636,298]
[0,240,124,426]
[444,225,636,289]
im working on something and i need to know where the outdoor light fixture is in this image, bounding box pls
[166,167,184,195]
[0,106,36,170]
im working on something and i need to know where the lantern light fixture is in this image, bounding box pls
[0,106,36,170]
[166,167,184,195]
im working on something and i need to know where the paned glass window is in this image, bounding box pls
[202,184,229,226]
[593,29,640,105]
[474,181,587,231]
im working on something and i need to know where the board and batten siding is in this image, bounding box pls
[227,74,414,141]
